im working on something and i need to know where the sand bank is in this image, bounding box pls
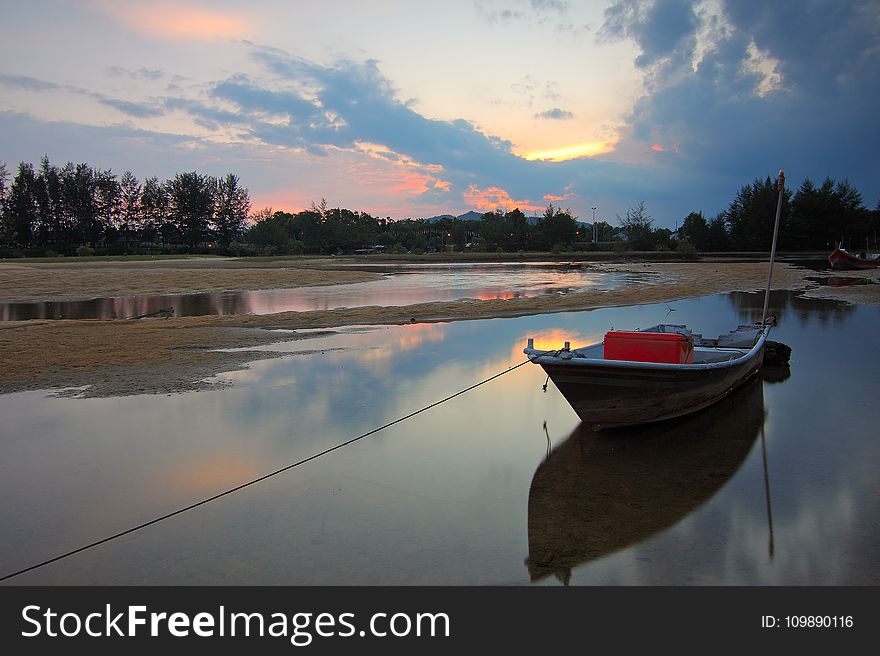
[0,257,379,302]
[1,258,876,397]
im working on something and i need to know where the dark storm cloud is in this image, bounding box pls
[723,0,880,94]
[600,0,880,214]
[600,0,698,69]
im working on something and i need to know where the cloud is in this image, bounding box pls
[534,108,574,120]
[143,43,658,219]
[89,1,251,40]
[600,0,880,212]
[0,74,60,92]
[93,96,165,119]
[531,0,570,12]
[164,97,248,130]
[464,184,545,213]
[105,66,165,81]
[478,0,571,25]
[0,73,164,119]
[210,47,536,185]
[599,0,698,69]
[722,0,880,96]
[0,110,199,176]
[210,77,321,125]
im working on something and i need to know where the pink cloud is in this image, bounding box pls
[464,185,544,213]
[93,2,251,39]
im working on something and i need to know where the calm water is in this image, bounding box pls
[0,262,657,320]
[1,290,878,584]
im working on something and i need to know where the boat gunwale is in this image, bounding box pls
[524,328,768,372]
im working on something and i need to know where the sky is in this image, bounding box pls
[1,0,878,228]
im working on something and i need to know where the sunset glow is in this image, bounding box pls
[0,2,875,227]
[521,139,618,162]
[508,328,603,363]
[464,185,544,213]
[99,4,251,39]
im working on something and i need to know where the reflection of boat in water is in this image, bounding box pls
[825,276,872,287]
[524,323,767,430]
[525,379,765,584]
[828,244,880,270]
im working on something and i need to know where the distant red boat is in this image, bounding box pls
[828,244,880,270]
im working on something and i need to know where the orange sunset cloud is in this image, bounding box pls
[464,184,544,213]
[521,138,618,162]
[94,2,251,39]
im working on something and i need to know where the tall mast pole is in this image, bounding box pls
[761,169,785,328]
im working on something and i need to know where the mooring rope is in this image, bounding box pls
[0,356,536,582]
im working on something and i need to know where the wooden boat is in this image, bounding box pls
[525,378,765,584]
[524,168,785,430]
[828,244,880,270]
[523,323,768,430]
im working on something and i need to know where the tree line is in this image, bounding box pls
[678,176,878,252]
[244,174,877,256]
[2,159,876,257]
[0,158,250,255]
[239,203,586,256]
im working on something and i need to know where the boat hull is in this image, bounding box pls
[828,247,880,270]
[527,334,766,430]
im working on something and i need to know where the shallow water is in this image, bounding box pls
[0,290,878,585]
[0,262,656,320]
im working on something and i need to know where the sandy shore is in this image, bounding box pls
[1,257,876,397]
[0,257,380,302]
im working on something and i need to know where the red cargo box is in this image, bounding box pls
[604,331,694,364]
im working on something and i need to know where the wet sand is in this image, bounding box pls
[1,257,876,396]
[0,257,380,303]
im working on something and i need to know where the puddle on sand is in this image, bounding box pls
[0,262,658,321]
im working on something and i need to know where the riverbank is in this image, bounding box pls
[1,257,876,397]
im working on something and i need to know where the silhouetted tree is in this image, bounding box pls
[537,204,577,250]
[723,176,790,251]
[679,211,710,250]
[789,177,866,249]
[6,162,39,247]
[34,156,63,248]
[140,176,171,245]
[213,173,250,248]
[168,171,215,248]
[619,200,654,250]
[118,170,141,250]
[706,215,730,251]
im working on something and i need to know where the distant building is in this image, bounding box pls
[353,245,387,254]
